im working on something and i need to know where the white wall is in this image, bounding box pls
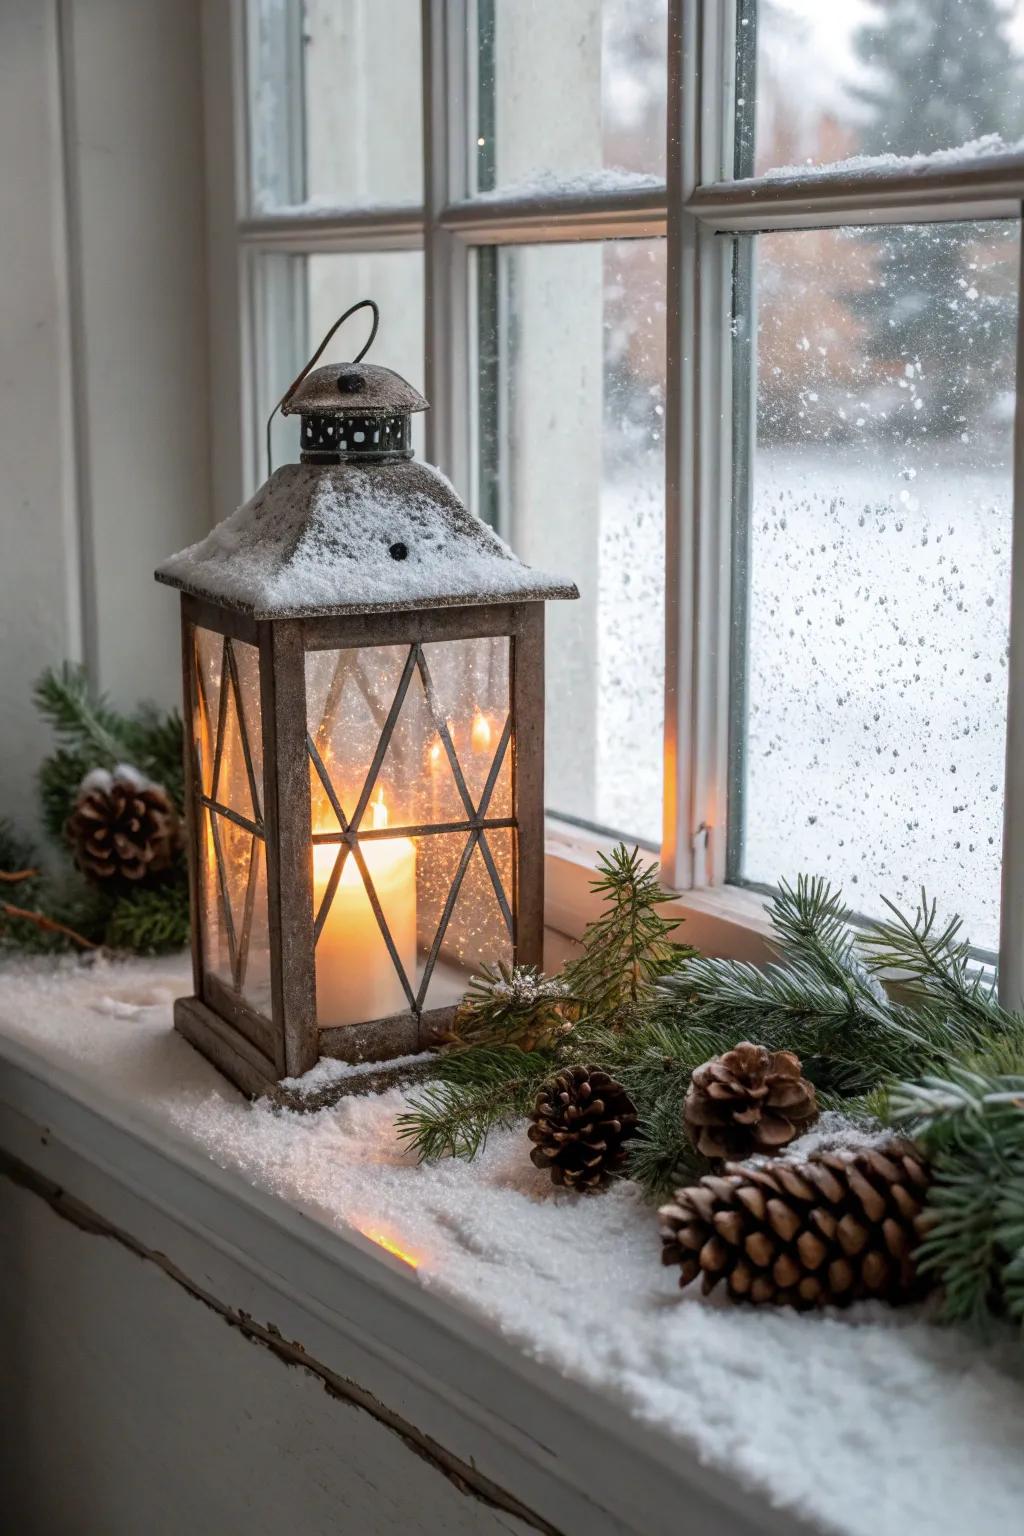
[0,0,211,838]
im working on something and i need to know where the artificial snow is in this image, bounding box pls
[1,953,1023,1536]
[763,132,1024,183]
[280,1048,434,1100]
[156,459,577,617]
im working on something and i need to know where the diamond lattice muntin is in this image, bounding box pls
[305,637,515,1024]
[193,628,270,1010]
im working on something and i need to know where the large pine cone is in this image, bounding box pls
[684,1042,819,1159]
[528,1065,638,1193]
[659,1141,931,1309]
[67,769,180,883]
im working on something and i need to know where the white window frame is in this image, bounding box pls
[202,0,1024,996]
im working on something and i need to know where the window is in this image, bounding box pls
[215,0,1024,995]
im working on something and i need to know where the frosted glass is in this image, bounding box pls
[733,221,1018,952]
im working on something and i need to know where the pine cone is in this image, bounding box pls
[659,1141,931,1309]
[684,1042,819,1159]
[528,1065,638,1192]
[67,769,180,883]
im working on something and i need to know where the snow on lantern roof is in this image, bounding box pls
[281,361,429,419]
[155,459,579,619]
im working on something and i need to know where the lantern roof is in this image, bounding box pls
[155,459,579,619]
[281,361,429,419]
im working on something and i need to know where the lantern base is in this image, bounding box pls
[173,996,448,1113]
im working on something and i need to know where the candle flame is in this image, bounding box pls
[428,739,443,769]
[371,788,389,830]
[471,710,493,754]
[360,1227,420,1269]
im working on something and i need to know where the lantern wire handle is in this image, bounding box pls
[265,297,380,477]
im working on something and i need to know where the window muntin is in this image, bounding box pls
[745,0,1024,180]
[480,238,666,845]
[474,0,668,196]
[730,219,1018,951]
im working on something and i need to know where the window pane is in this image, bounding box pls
[248,0,422,211]
[731,220,1018,952]
[743,0,1024,179]
[475,0,667,195]
[253,249,425,485]
[480,239,666,845]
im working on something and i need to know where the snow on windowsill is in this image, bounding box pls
[761,132,1024,183]
[250,193,422,220]
[466,167,665,203]
[1,952,1022,1536]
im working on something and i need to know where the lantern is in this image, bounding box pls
[155,301,577,1100]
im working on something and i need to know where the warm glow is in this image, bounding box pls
[428,739,443,769]
[311,787,417,1027]
[360,1228,420,1269]
[471,710,493,754]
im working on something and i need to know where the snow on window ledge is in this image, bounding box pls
[464,167,665,205]
[759,133,1024,185]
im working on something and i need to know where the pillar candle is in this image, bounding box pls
[312,791,417,1028]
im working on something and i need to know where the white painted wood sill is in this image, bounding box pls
[0,1026,789,1536]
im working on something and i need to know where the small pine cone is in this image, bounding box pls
[658,1141,931,1309]
[528,1065,638,1193]
[684,1041,819,1160]
[67,769,180,883]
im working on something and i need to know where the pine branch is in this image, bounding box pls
[38,748,93,841]
[395,1048,553,1163]
[564,845,686,1026]
[121,703,185,810]
[858,889,1014,1039]
[889,1067,1024,1326]
[34,663,133,769]
[625,1079,703,1198]
[105,878,190,954]
[769,875,893,1015]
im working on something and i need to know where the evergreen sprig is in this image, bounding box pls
[0,665,192,957]
[564,844,690,1025]
[395,1048,553,1162]
[398,844,692,1164]
[34,664,186,811]
[889,1067,1024,1328]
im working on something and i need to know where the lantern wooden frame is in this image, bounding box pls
[173,591,546,1102]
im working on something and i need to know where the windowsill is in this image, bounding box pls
[544,819,776,963]
[0,962,779,1536]
[1,955,1021,1536]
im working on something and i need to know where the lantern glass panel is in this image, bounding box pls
[305,636,514,1028]
[199,810,272,1016]
[415,826,515,1010]
[193,627,271,1017]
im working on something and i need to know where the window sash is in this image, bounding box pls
[211,0,1024,1002]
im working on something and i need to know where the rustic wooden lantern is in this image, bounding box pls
[156,301,577,1099]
